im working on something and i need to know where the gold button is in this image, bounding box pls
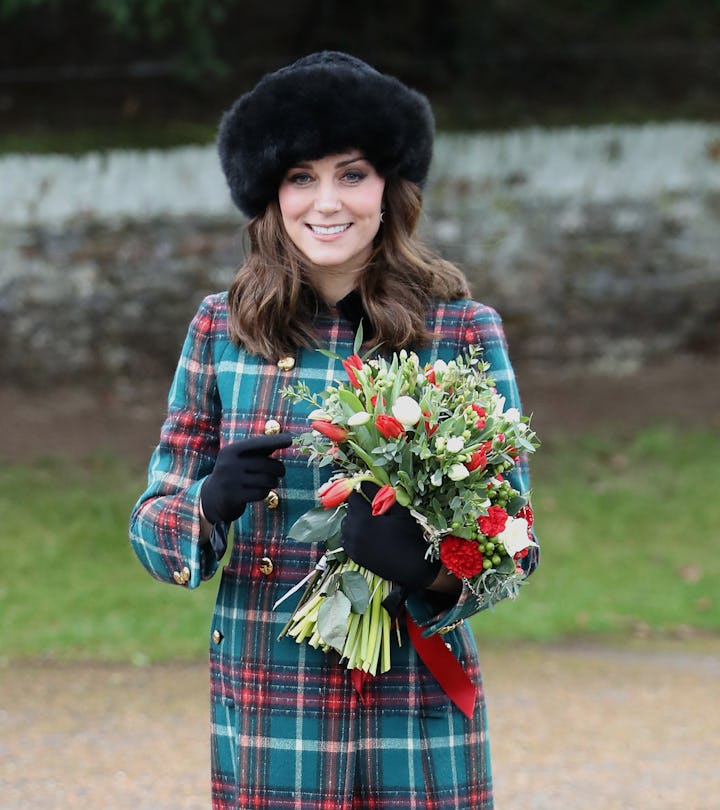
[173,566,190,585]
[264,490,279,509]
[277,356,295,371]
[259,557,274,575]
[264,419,281,435]
[212,629,223,644]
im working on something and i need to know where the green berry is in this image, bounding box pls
[492,554,502,566]
[483,558,493,570]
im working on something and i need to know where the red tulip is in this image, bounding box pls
[371,484,397,516]
[424,367,437,385]
[375,414,406,439]
[318,478,354,508]
[342,354,364,388]
[311,420,348,443]
[423,409,438,436]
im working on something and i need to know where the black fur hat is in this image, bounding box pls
[217,51,434,218]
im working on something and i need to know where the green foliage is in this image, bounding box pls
[1,424,718,664]
[0,123,216,155]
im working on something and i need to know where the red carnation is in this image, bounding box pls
[375,414,406,439]
[440,535,484,578]
[371,484,397,516]
[478,505,509,537]
[311,420,348,443]
[516,504,534,528]
[341,354,363,388]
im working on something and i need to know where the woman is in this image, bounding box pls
[130,51,538,810]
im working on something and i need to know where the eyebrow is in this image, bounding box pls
[292,155,367,170]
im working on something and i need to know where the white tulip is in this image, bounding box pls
[347,411,371,426]
[308,409,332,421]
[498,517,538,557]
[391,396,423,427]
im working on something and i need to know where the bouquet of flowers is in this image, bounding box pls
[277,336,539,676]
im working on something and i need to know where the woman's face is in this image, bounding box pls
[277,152,385,277]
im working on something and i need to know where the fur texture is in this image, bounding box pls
[217,51,434,218]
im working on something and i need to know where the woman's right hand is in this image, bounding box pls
[200,433,292,525]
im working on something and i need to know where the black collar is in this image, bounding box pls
[328,288,376,341]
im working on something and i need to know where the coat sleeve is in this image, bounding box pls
[407,300,539,635]
[128,295,224,588]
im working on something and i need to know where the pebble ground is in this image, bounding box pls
[2,640,719,809]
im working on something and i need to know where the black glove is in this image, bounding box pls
[341,483,440,592]
[200,433,292,525]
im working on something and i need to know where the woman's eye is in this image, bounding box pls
[342,170,366,183]
[288,172,313,185]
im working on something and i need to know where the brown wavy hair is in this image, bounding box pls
[226,177,470,360]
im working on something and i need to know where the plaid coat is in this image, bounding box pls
[129,292,537,809]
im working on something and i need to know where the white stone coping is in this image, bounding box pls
[2,122,719,226]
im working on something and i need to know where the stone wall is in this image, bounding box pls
[2,123,719,387]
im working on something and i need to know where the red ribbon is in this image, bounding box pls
[406,615,477,719]
[351,668,370,704]
[350,617,476,719]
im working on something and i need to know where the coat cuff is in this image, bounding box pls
[406,582,484,636]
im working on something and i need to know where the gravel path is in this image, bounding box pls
[2,641,719,810]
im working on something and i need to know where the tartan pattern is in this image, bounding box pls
[129,293,537,809]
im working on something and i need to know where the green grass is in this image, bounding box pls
[471,426,720,642]
[0,455,216,663]
[1,425,719,663]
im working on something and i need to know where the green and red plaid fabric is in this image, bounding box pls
[130,292,538,809]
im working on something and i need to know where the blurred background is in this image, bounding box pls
[1,3,719,806]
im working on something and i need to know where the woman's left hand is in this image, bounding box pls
[340,483,441,591]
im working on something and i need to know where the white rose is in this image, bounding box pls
[504,407,521,423]
[498,517,538,557]
[348,411,371,426]
[391,396,422,427]
[448,463,470,481]
[446,436,465,454]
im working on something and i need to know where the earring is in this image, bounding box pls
[380,209,385,223]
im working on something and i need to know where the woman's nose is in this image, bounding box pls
[313,182,342,214]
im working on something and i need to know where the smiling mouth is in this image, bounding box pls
[307,224,351,235]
